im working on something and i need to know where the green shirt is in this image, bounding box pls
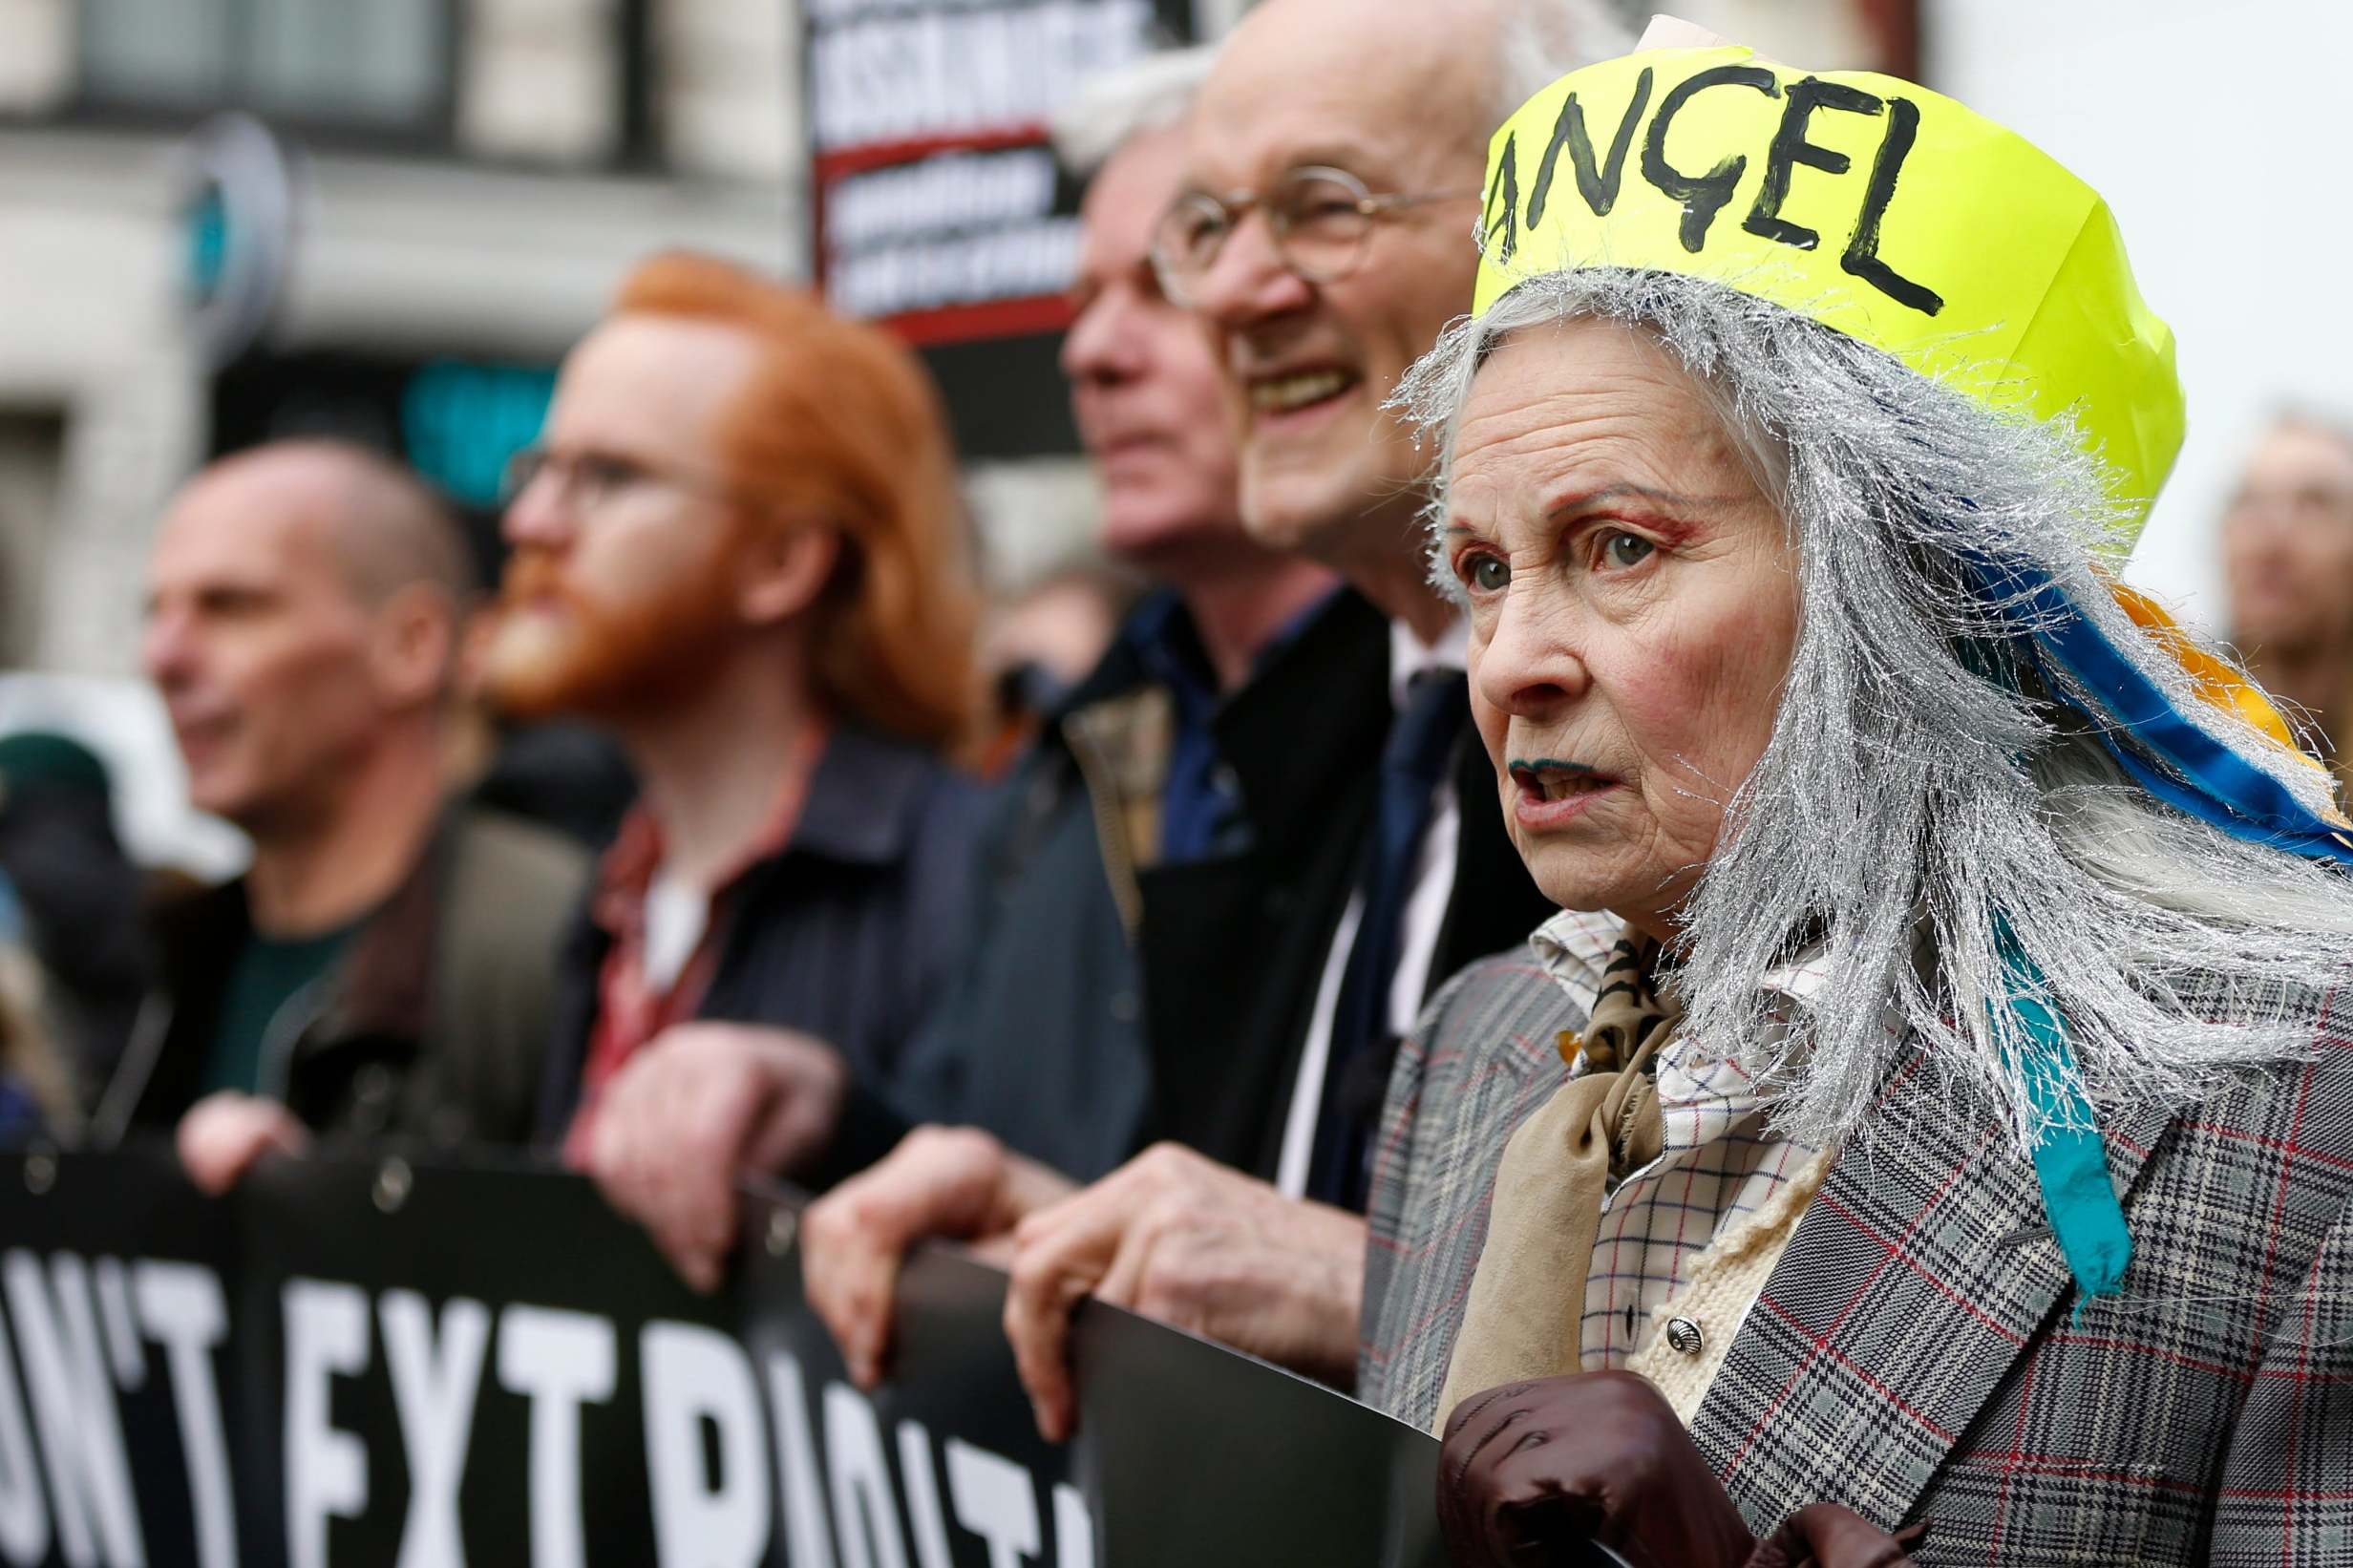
[196,921,362,1098]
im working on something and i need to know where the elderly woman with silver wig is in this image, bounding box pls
[1354,33,2353,1568]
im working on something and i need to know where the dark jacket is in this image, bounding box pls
[1164,619,1557,1184]
[901,588,1552,1184]
[94,803,587,1150]
[0,781,152,1097]
[536,725,986,1180]
[1277,670,1561,1193]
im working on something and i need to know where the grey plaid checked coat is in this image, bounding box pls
[1359,949,2353,1566]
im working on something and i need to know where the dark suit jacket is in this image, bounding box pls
[1154,652,1556,1183]
[536,725,986,1181]
[901,588,1392,1180]
[908,588,1554,1190]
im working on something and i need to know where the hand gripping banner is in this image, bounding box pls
[0,1148,1447,1568]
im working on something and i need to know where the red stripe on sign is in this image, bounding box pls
[813,126,1051,183]
[883,293,1073,348]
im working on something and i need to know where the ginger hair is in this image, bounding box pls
[613,252,978,751]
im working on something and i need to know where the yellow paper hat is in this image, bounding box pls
[1473,45,2185,530]
[1473,44,2352,856]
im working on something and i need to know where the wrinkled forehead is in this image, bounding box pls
[1446,314,1765,523]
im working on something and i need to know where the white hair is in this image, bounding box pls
[1051,3,1625,184]
[1050,45,1218,179]
[1494,0,1635,123]
[1397,267,2353,1155]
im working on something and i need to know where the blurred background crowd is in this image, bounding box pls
[0,0,2348,1215]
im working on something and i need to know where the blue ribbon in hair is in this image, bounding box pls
[1956,552,2353,1305]
[1969,554,2353,867]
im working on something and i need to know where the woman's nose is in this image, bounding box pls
[1473,588,1587,719]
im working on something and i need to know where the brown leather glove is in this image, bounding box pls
[1436,1371,1924,1568]
[1437,1370,1756,1567]
[1746,1505,1927,1568]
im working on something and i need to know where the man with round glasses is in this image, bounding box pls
[1150,166,1482,307]
[803,0,1622,1438]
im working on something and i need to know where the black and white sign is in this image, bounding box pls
[0,1149,1441,1567]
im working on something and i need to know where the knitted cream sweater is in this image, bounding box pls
[1623,1147,1837,1420]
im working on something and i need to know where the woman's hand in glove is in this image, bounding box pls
[1436,1370,1925,1568]
[1748,1504,1928,1568]
[1437,1370,1753,1567]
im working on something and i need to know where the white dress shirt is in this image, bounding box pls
[1274,615,1470,1198]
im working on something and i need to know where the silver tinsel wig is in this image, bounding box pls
[1398,266,2353,1157]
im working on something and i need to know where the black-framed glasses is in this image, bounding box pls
[1148,164,1479,307]
[500,444,739,517]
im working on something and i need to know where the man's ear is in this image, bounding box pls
[735,520,841,627]
[367,583,459,710]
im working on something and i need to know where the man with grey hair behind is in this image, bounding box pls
[103,439,584,1189]
[767,47,1419,1322]
[805,0,1620,1437]
[873,42,1378,1183]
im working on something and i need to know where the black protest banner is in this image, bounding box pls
[801,0,1196,459]
[0,1148,1443,1567]
[1071,1288,1446,1567]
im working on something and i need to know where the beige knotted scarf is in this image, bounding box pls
[1432,929,1678,1431]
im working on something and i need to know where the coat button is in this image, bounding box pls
[1109,989,1141,1024]
[1664,1317,1706,1356]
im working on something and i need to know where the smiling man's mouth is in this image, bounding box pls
[1248,368,1358,414]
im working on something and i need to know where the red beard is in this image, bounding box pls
[482,543,744,723]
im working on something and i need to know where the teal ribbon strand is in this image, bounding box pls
[1993,921,2132,1304]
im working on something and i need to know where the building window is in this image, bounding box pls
[78,0,452,138]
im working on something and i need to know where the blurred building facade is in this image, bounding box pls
[0,0,802,675]
[0,0,1904,686]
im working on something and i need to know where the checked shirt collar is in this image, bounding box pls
[1526,908,1901,1368]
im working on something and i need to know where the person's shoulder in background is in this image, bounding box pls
[447,802,590,918]
[428,802,590,1142]
[0,870,83,1144]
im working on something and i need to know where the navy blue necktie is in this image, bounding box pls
[1305,668,1470,1209]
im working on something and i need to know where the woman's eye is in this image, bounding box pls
[1601,531,1655,569]
[1466,554,1511,593]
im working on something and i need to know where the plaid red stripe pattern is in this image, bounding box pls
[1360,945,1584,1431]
[1361,945,2353,1564]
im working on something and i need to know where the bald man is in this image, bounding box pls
[95,440,585,1189]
